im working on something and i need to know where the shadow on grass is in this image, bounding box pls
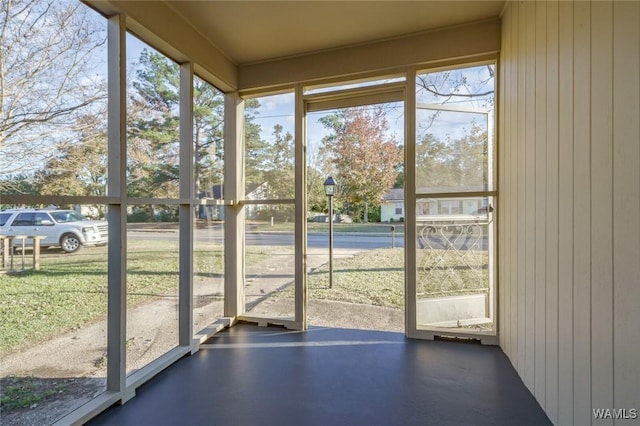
[246,273,294,279]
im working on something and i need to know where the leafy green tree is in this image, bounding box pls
[127,49,181,199]
[263,124,294,198]
[320,105,401,222]
[0,174,38,195]
[127,50,262,207]
[193,76,225,199]
[393,144,405,189]
[263,124,295,220]
[306,142,333,213]
[416,122,487,191]
[243,99,270,191]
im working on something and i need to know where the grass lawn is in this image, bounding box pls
[1,237,487,353]
[0,241,268,353]
[274,248,405,308]
[277,246,488,308]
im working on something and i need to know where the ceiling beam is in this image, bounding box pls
[238,19,500,91]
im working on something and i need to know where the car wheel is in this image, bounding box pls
[60,234,81,253]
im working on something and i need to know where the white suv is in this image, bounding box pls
[0,209,108,253]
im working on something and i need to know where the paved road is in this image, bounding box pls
[127,229,490,251]
[127,230,403,250]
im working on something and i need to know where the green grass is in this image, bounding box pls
[0,376,68,410]
[274,248,404,308]
[0,239,487,353]
[276,247,488,308]
[0,241,268,353]
[416,248,489,297]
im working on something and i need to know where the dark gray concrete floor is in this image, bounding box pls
[88,324,550,426]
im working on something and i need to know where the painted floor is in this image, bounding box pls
[89,324,551,426]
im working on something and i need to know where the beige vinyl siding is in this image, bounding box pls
[534,0,547,404]
[557,2,574,422]
[499,1,640,425]
[590,1,614,418]
[612,1,640,416]
[544,1,559,421]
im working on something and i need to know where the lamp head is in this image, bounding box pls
[323,176,336,196]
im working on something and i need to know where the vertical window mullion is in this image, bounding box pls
[406,67,418,337]
[295,84,307,329]
[224,93,246,317]
[179,62,195,350]
[106,13,128,397]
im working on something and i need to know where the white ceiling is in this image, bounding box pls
[165,1,505,65]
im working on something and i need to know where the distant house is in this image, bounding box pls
[244,182,271,219]
[197,184,224,220]
[380,187,489,222]
[380,189,404,222]
[198,182,270,220]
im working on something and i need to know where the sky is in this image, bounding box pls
[122,32,493,165]
[251,93,405,164]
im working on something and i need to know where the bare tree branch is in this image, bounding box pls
[0,0,106,185]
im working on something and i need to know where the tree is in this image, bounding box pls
[0,0,106,188]
[416,65,495,107]
[193,76,225,199]
[260,124,295,220]
[127,49,181,199]
[127,50,251,203]
[416,122,487,191]
[35,113,108,197]
[262,124,294,198]
[415,64,493,193]
[243,98,270,190]
[393,144,405,189]
[306,141,332,213]
[320,105,401,223]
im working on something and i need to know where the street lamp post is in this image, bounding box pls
[324,176,336,289]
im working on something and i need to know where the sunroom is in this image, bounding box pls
[0,1,638,425]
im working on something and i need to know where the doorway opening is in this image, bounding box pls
[304,99,406,332]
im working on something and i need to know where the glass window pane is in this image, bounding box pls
[193,75,225,332]
[415,196,494,331]
[244,93,295,200]
[126,36,180,198]
[0,0,109,422]
[415,64,495,194]
[244,203,295,319]
[416,109,489,193]
[0,1,108,197]
[416,64,495,107]
[194,220,224,332]
[194,75,225,206]
[126,205,179,374]
[1,204,107,425]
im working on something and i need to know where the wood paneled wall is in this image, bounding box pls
[498,1,640,424]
